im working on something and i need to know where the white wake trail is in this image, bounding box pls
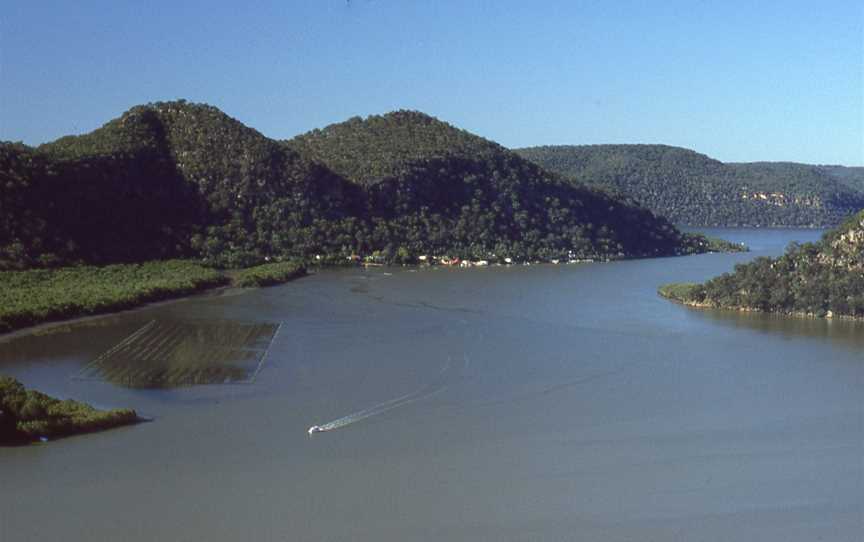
[308,355,461,434]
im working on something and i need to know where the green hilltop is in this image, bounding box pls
[516,144,864,227]
[285,110,503,185]
[1,103,723,271]
[286,111,723,261]
[2,101,364,269]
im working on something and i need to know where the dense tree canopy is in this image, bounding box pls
[2,101,366,269]
[516,145,864,227]
[287,111,716,261]
[661,210,864,318]
[0,376,138,444]
[2,102,724,271]
[821,165,864,193]
[286,110,504,185]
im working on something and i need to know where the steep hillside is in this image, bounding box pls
[287,112,714,262]
[660,210,864,318]
[2,101,365,269]
[516,145,864,227]
[0,143,74,268]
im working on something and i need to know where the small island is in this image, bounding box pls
[660,210,864,319]
[0,376,141,445]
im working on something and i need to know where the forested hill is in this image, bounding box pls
[2,101,365,269]
[820,165,864,192]
[1,102,723,271]
[285,112,718,261]
[516,144,864,227]
[660,210,864,318]
[285,111,503,185]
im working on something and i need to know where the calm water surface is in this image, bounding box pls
[1,229,861,541]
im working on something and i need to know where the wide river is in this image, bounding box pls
[1,229,862,541]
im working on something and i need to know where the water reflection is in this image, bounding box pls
[692,307,864,349]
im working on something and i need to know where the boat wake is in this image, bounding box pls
[307,354,464,435]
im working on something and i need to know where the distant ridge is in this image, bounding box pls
[820,165,864,192]
[516,144,864,227]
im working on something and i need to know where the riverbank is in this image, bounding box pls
[0,260,306,336]
[0,240,745,339]
[0,375,141,445]
[658,282,864,322]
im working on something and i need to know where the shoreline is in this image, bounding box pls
[0,284,239,343]
[0,262,308,341]
[1,244,745,341]
[0,375,144,446]
[1,238,745,342]
[659,291,864,323]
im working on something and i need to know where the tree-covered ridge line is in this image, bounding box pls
[285,111,735,262]
[0,375,140,445]
[515,144,864,227]
[659,210,864,319]
[820,165,864,193]
[2,100,365,270]
[284,111,506,186]
[2,101,728,273]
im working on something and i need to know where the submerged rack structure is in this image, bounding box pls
[73,319,281,388]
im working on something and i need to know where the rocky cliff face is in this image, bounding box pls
[821,214,864,270]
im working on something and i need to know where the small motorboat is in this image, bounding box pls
[308,425,325,435]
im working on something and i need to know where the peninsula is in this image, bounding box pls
[660,210,864,319]
[0,376,140,445]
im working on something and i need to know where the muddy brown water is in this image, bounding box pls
[1,229,861,541]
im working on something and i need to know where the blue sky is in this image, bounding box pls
[2,0,861,165]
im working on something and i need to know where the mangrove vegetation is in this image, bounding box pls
[0,259,304,334]
[0,376,139,445]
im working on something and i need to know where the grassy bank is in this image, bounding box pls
[0,376,140,445]
[657,282,702,304]
[0,260,227,334]
[229,261,306,287]
[0,260,306,335]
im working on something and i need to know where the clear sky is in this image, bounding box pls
[1,0,862,165]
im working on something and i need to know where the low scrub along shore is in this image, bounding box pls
[0,259,306,334]
[0,375,140,445]
[658,282,862,321]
